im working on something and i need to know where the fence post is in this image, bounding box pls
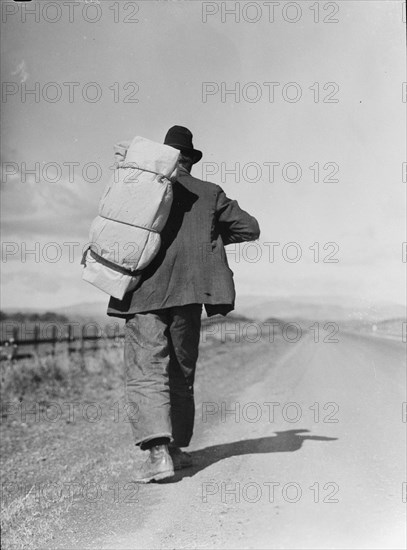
[68,324,73,356]
[93,325,98,353]
[51,325,57,356]
[10,326,18,360]
[81,324,86,369]
[34,324,40,356]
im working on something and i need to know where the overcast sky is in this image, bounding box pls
[1,0,405,311]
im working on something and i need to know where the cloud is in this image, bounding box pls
[3,269,64,293]
[1,261,105,310]
[11,60,29,84]
[1,172,100,239]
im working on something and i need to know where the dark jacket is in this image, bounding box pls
[107,166,260,318]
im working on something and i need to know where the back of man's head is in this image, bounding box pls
[178,152,195,173]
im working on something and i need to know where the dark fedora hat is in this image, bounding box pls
[164,125,202,164]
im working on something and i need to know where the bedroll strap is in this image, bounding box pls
[98,215,159,234]
[81,247,141,277]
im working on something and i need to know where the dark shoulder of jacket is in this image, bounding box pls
[177,170,221,198]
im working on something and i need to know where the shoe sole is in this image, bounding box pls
[134,469,175,483]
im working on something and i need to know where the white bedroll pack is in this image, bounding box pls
[82,136,180,299]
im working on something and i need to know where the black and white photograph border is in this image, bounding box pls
[1,1,406,549]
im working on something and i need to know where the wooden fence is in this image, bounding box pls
[0,324,124,361]
[0,316,249,362]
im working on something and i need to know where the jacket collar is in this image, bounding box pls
[177,165,191,178]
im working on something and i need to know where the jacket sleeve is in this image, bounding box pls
[215,187,260,245]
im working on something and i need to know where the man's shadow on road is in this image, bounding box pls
[160,429,338,483]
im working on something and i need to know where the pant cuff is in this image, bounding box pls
[135,432,173,448]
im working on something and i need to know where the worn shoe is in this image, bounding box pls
[169,446,193,470]
[134,445,174,483]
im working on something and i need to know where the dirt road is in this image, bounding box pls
[50,329,406,550]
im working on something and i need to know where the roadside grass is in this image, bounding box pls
[1,353,83,408]
[1,325,280,550]
[1,344,123,408]
[0,335,235,550]
[1,345,126,550]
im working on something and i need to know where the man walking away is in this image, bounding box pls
[107,126,260,482]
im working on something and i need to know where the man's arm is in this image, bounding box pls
[215,188,260,245]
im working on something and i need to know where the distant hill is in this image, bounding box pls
[234,295,406,324]
[2,295,405,327]
[0,311,70,323]
[55,301,109,323]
